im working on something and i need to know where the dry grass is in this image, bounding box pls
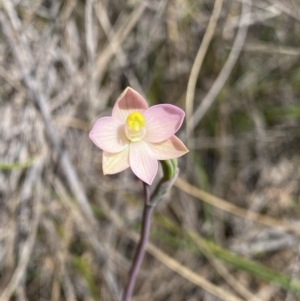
[1,0,300,300]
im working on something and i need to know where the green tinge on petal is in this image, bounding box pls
[146,135,189,160]
[102,148,130,175]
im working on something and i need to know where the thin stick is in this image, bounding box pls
[175,177,300,236]
[185,0,224,142]
[122,183,153,301]
[189,0,252,130]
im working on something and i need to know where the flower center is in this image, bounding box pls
[125,112,146,141]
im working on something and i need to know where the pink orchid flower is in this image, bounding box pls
[89,87,188,185]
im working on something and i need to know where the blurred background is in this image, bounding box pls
[1,0,300,300]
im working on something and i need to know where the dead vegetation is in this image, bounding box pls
[1,0,300,300]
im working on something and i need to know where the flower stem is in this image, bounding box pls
[122,183,153,301]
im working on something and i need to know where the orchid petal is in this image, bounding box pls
[129,141,158,185]
[112,87,148,123]
[146,135,189,160]
[103,148,130,175]
[89,117,128,153]
[143,104,185,143]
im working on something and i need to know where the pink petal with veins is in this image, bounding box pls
[112,87,148,123]
[103,148,130,175]
[146,135,189,160]
[129,140,158,185]
[89,117,128,153]
[143,104,185,143]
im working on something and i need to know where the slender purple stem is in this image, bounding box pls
[122,183,153,301]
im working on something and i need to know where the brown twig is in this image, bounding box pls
[189,0,252,129]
